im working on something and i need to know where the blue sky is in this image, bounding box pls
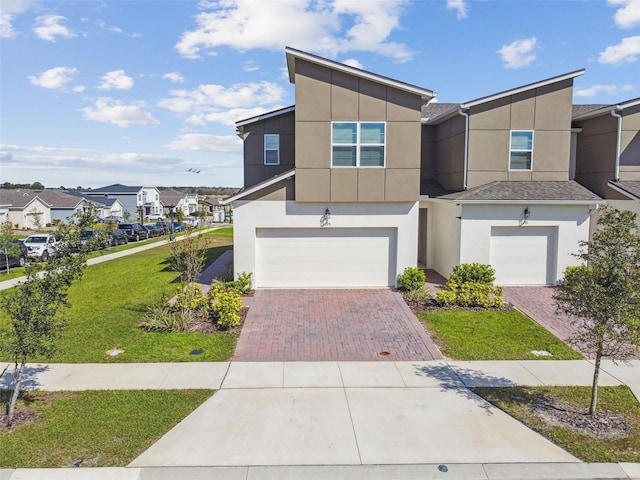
[1,0,639,189]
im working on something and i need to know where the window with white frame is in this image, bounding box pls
[509,130,534,170]
[264,134,280,165]
[332,122,385,167]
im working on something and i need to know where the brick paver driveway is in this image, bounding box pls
[233,289,442,362]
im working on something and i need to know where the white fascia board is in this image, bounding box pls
[222,170,295,205]
[440,199,604,206]
[462,69,586,109]
[608,181,640,201]
[285,47,435,102]
[236,106,295,128]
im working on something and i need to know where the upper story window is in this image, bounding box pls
[332,122,385,167]
[509,130,534,170]
[264,134,280,165]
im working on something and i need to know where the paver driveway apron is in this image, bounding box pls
[233,289,442,361]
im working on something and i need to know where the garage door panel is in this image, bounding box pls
[256,228,396,288]
[490,226,556,285]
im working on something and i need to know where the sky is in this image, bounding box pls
[1,0,639,190]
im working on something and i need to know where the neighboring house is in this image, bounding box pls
[84,184,162,221]
[572,99,640,228]
[0,189,51,229]
[224,47,607,288]
[64,190,125,221]
[34,190,94,224]
[159,189,195,218]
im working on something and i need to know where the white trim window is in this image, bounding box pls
[509,130,534,170]
[331,122,385,167]
[264,134,280,165]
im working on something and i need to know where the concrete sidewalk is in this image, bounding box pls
[1,360,639,479]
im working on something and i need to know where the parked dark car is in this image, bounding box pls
[109,229,129,246]
[143,224,164,238]
[0,239,28,269]
[117,223,149,242]
[80,229,110,250]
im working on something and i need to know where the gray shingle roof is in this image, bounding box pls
[421,102,460,121]
[0,189,46,208]
[436,181,602,202]
[88,184,142,194]
[572,104,610,116]
[610,181,640,200]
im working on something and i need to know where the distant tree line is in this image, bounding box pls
[2,183,240,195]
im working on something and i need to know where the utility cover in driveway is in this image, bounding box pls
[255,227,396,288]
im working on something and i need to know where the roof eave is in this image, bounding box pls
[437,199,604,205]
[573,97,640,121]
[222,170,295,205]
[608,181,640,201]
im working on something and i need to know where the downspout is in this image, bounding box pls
[611,108,622,181]
[458,109,470,190]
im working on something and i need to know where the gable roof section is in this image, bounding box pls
[425,69,585,125]
[572,97,640,121]
[285,47,435,102]
[87,184,142,194]
[222,169,295,205]
[608,181,640,201]
[236,105,295,128]
[434,181,602,204]
[0,189,50,209]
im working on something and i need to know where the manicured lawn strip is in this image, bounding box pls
[472,385,640,462]
[417,309,582,360]
[0,234,236,363]
[0,389,213,468]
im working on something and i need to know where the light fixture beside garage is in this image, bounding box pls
[321,207,331,227]
[523,207,531,224]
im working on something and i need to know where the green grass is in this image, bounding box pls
[0,389,213,467]
[417,309,583,360]
[473,385,640,462]
[0,232,237,363]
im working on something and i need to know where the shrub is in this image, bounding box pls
[174,283,209,315]
[140,302,191,332]
[406,287,431,303]
[435,289,457,306]
[397,267,426,291]
[212,290,242,329]
[232,271,253,294]
[447,263,495,286]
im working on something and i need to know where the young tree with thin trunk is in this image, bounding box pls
[0,219,20,274]
[169,230,209,315]
[554,205,640,415]
[0,222,87,427]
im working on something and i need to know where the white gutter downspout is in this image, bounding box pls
[611,108,622,181]
[458,109,470,189]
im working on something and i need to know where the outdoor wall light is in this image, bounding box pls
[324,207,331,219]
[320,207,331,227]
[524,207,531,221]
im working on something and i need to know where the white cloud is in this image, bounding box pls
[33,14,77,42]
[81,98,160,127]
[342,58,363,69]
[28,66,78,89]
[243,61,259,72]
[498,37,538,69]
[98,70,134,90]
[96,19,141,37]
[609,0,640,28]
[187,107,286,127]
[163,72,185,83]
[575,83,634,97]
[599,35,640,64]
[163,133,242,153]
[1,0,37,38]
[446,0,468,19]
[158,81,286,126]
[175,0,413,62]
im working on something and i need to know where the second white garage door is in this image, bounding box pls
[490,226,557,285]
[255,228,396,288]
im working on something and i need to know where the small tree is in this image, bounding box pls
[74,203,99,229]
[554,205,640,415]
[0,221,87,426]
[0,219,20,274]
[169,231,209,315]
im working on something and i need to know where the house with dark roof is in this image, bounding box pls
[572,98,640,226]
[83,184,162,221]
[159,189,198,219]
[223,47,612,288]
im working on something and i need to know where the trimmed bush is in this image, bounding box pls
[174,283,209,316]
[212,290,242,329]
[397,267,426,291]
[447,263,495,286]
[436,263,504,308]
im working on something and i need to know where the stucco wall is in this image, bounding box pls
[232,200,419,286]
[427,200,462,278]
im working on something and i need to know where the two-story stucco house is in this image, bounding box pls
[224,47,604,288]
[84,184,162,221]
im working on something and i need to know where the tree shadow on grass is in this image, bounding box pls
[159,245,232,282]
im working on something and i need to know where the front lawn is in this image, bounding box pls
[0,231,237,363]
[473,385,640,462]
[0,389,212,467]
[417,309,582,360]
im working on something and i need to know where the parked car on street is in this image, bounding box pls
[117,223,149,242]
[0,239,28,268]
[143,224,164,237]
[102,215,125,224]
[156,221,181,233]
[80,229,110,250]
[145,214,164,222]
[24,234,59,261]
[109,229,129,246]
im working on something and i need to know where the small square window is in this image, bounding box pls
[510,131,533,170]
[264,134,279,165]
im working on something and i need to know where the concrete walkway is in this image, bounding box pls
[1,360,638,479]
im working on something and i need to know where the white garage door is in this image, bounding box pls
[490,226,556,285]
[255,228,396,288]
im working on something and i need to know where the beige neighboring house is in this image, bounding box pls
[0,190,52,229]
[573,99,640,229]
[224,47,616,288]
[159,189,198,218]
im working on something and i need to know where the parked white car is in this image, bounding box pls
[23,234,59,261]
